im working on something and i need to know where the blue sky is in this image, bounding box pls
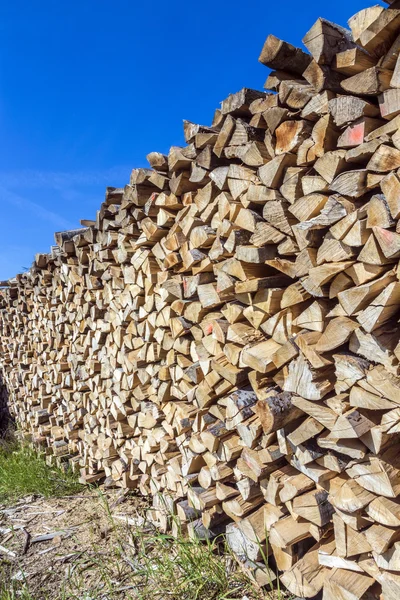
[0,0,385,279]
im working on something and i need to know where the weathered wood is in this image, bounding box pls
[341,67,392,95]
[259,35,312,75]
[303,18,356,65]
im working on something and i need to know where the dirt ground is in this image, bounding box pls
[0,490,282,600]
[0,489,151,598]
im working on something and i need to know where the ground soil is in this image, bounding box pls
[0,489,149,598]
[0,490,281,600]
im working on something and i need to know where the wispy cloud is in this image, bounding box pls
[0,166,132,280]
[1,188,74,230]
[0,167,131,190]
[0,245,36,280]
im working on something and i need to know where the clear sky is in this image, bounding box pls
[0,0,385,280]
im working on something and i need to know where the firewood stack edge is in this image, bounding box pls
[4,3,400,598]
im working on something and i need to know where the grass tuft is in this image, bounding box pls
[0,440,82,504]
[91,494,268,600]
[0,579,36,600]
[130,531,250,600]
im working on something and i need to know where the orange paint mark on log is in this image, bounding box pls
[348,123,365,146]
[380,228,393,241]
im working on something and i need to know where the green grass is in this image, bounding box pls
[84,493,270,600]
[0,580,36,600]
[0,440,83,504]
[124,530,255,600]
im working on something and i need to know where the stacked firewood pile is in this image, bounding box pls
[3,3,400,597]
